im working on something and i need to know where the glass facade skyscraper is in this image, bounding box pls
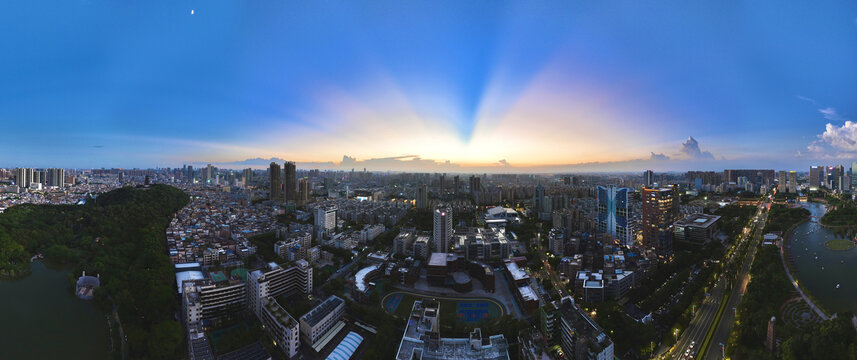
[597,185,633,246]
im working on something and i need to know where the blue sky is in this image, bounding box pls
[2,1,857,171]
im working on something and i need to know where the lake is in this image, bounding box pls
[788,202,857,315]
[0,261,110,360]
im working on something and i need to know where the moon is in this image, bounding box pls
[190,9,195,15]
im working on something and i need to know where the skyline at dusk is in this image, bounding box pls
[3,1,857,171]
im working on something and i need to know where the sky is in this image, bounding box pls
[2,1,857,172]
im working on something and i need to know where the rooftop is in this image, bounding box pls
[674,213,721,229]
[301,295,344,327]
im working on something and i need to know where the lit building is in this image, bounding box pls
[789,170,798,193]
[596,185,633,246]
[810,166,823,189]
[558,297,614,360]
[260,296,301,358]
[641,185,680,257]
[673,213,721,244]
[433,205,452,253]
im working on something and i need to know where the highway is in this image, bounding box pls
[668,200,768,360]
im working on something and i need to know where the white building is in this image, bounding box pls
[315,205,337,233]
[299,295,345,346]
[260,296,300,358]
[433,205,452,253]
[248,260,312,317]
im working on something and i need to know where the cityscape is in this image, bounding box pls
[2,2,857,360]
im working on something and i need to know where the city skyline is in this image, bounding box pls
[3,1,857,171]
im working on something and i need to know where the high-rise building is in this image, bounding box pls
[46,168,65,187]
[642,185,680,257]
[597,185,633,246]
[270,162,282,201]
[433,205,452,253]
[186,165,194,182]
[15,168,33,188]
[243,168,253,184]
[533,184,547,220]
[778,171,787,193]
[297,178,309,206]
[469,175,481,193]
[851,163,857,190]
[453,175,460,195]
[810,166,823,189]
[415,184,428,209]
[789,170,798,193]
[643,170,654,187]
[284,162,297,202]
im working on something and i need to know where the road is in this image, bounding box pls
[668,200,768,360]
[534,225,570,298]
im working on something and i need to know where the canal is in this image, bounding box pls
[0,261,109,360]
[788,201,857,315]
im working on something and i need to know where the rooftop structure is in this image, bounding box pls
[325,331,364,360]
[395,300,510,360]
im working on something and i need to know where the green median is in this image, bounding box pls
[698,292,729,359]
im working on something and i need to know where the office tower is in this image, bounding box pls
[851,163,857,191]
[789,170,798,193]
[206,164,214,184]
[270,162,282,200]
[563,176,572,186]
[597,185,633,246]
[642,185,680,257]
[453,175,460,195]
[469,175,482,193]
[297,178,309,206]
[416,184,428,209]
[187,165,194,182]
[810,166,823,189]
[778,171,787,192]
[284,162,296,202]
[46,168,65,187]
[433,205,452,253]
[643,170,654,187]
[825,166,835,188]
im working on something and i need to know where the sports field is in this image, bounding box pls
[381,291,503,325]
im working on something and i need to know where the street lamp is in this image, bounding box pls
[674,328,679,343]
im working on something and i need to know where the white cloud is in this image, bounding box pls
[679,136,715,160]
[820,121,857,151]
[819,107,847,122]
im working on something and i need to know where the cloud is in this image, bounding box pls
[819,107,848,122]
[819,121,857,151]
[679,136,715,160]
[649,152,670,161]
[796,95,818,105]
